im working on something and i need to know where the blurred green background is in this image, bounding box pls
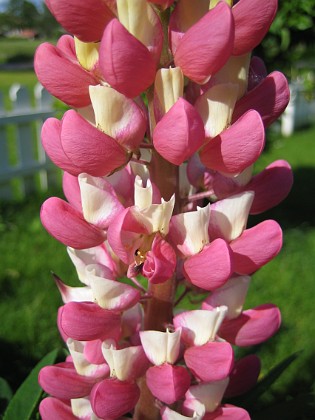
[0,0,315,419]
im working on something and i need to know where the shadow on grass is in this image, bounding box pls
[250,165,315,229]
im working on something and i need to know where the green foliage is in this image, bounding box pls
[257,0,315,79]
[3,349,59,420]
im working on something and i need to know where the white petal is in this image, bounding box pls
[71,397,102,420]
[134,175,153,210]
[86,264,139,310]
[209,191,254,242]
[170,205,210,256]
[204,275,251,319]
[140,328,181,365]
[174,307,227,346]
[195,83,239,138]
[102,345,144,381]
[185,378,229,413]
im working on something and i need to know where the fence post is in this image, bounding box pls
[10,84,37,196]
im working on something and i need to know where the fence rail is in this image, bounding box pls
[0,84,59,200]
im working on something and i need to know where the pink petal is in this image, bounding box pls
[232,0,277,55]
[61,110,129,177]
[184,341,234,382]
[245,160,294,214]
[225,354,261,398]
[34,42,98,107]
[46,0,114,42]
[41,118,80,176]
[229,220,283,274]
[153,98,205,165]
[84,339,106,365]
[248,56,267,91]
[58,301,121,342]
[39,362,96,399]
[232,71,290,128]
[219,304,281,346]
[107,207,150,264]
[146,364,191,405]
[39,397,75,420]
[62,172,82,212]
[91,378,140,419]
[99,19,156,98]
[200,110,265,174]
[40,197,105,249]
[203,404,250,420]
[142,234,177,284]
[183,239,233,291]
[174,3,234,84]
[56,34,76,58]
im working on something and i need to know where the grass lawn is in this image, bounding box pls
[0,57,314,416]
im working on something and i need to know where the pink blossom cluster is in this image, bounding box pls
[35,0,293,419]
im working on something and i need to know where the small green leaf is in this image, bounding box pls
[0,377,13,402]
[3,349,59,420]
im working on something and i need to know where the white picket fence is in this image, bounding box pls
[0,84,58,200]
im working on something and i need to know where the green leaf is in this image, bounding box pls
[0,377,13,402]
[3,349,59,420]
[243,352,301,406]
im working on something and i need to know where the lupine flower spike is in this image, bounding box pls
[35,0,292,418]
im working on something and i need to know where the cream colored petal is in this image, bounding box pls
[210,191,254,242]
[195,83,239,138]
[185,378,229,413]
[171,205,210,256]
[102,345,144,381]
[117,0,157,48]
[155,67,184,114]
[140,328,181,365]
[205,275,251,319]
[134,175,153,210]
[74,37,99,71]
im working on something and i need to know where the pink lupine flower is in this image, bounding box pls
[39,361,97,400]
[99,19,157,97]
[41,111,129,177]
[183,379,230,416]
[219,303,281,347]
[58,301,121,342]
[224,354,261,398]
[90,378,140,419]
[40,197,106,249]
[153,97,205,165]
[232,0,278,56]
[212,159,293,214]
[107,176,176,278]
[39,397,75,420]
[199,110,265,175]
[34,36,99,108]
[232,71,290,128]
[45,0,115,42]
[174,2,234,84]
[169,205,233,290]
